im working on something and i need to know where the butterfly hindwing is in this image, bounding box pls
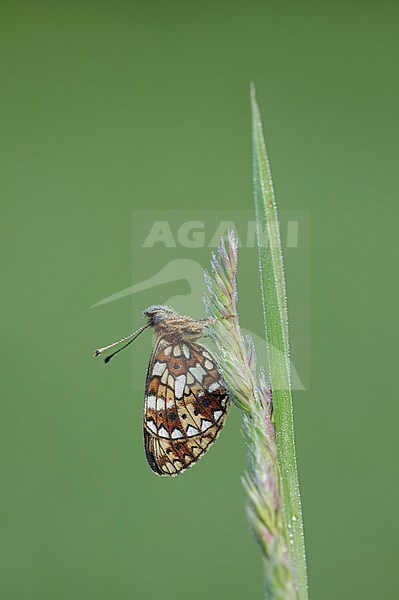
[143,338,229,476]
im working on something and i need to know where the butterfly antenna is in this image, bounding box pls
[103,337,138,364]
[93,322,150,363]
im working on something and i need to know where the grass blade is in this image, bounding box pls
[251,84,308,598]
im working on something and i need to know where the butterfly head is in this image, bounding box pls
[143,305,178,325]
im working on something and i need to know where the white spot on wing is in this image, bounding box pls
[186,372,194,385]
[157,397,165,411]
[158,425,169,438]
[186,425,199,437]
[166,399,174,408]
[147,420,157,434]
[213,410,223,421]
[161,369,168,384]
[152,361,166,376]
[168,374,175,389]
[173,345,181,356]
[201,419,213,432]
[189,363,206,383]
[147,395,156,409]
[205,360,214,370]
[175,374,186,399]
[164,346,172,356]
[182,344,190,358]
[208,382,221,393]
[171,428,183,439]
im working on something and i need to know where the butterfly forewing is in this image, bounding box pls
[143,338,229,476]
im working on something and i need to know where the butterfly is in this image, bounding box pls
[94,305,230,476]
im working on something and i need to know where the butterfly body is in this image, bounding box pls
[142,305,230,476]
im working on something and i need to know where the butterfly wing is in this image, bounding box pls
[143,337,229,476]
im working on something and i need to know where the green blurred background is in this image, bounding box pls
[1,1,398,598]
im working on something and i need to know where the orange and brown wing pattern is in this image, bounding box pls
[143,338,229,476]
